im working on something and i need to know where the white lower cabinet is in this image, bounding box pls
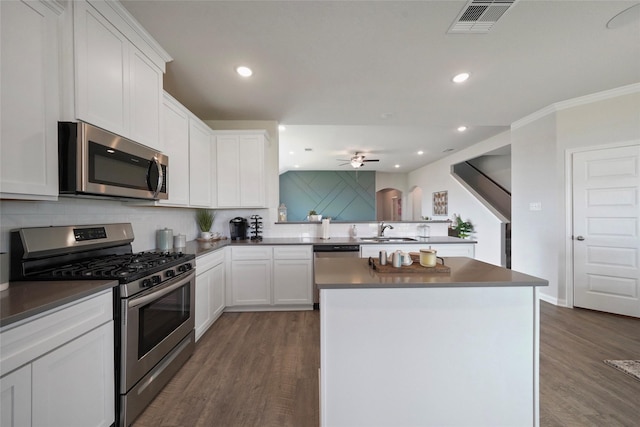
[0,290,114,427]
[360,243,475,259]
[273,246,313,305]
[195,250,226,341]
[0,365,31,427]
[32,322,114,427]
[228,246,312,310]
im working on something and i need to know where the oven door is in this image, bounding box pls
[121,270,195,393]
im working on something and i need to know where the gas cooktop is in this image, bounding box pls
[33,251,193,282]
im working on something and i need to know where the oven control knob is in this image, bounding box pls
[178,263,193,273]
[142,278,152,288]
[152,275,161,285]
[165,270,176,278]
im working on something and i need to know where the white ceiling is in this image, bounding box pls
[121,0,640,173]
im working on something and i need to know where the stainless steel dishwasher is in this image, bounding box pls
[313,244,360,308]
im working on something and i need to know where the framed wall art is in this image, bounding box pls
[432,191,448,216]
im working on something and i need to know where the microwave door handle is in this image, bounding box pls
[151,156,163,198]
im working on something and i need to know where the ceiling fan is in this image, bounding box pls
[337,152,380,169]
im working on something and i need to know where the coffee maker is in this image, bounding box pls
[229,217,248,240]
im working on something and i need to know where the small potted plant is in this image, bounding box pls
[450,214,474,239]
[196,209,215,239]
[308,210,322,222]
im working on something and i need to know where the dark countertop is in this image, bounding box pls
[186,236,476,258]
[315,257,548,289]
[1,236,477,327]
[0,280,118,328]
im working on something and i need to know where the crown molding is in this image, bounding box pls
[512,83,640,130]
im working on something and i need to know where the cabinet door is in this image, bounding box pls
[160,95,190,206]
[74,1,129,137]
[238,135,265,207]
[189,118,213,207]
[273,259,312,305]
[0,0,61,199]
[195,270,213,341]
[231,260,272,306]
[32,322,115,427]
[0,365,31,427]
[211,262,226,320]
[216,135,240,207]
[129,47,162,150]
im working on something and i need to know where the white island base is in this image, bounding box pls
[318,258,544,427]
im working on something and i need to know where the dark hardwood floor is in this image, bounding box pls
[133,302,640,427]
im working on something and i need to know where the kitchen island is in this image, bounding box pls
[316,257,548,427]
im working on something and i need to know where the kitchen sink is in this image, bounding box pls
[360,237,418,242]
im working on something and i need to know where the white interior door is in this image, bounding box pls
[573,144,640,318]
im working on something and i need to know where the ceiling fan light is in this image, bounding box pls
[350,159,363,168]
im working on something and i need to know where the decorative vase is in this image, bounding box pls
[200,231,212,240]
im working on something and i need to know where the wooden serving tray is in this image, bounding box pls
[367,255,450,274]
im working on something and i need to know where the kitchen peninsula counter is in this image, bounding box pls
[186,235,475,257]
[317,256,547,427]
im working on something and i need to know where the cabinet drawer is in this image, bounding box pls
[273,245,312,260]
[231,246,272,261]
[0,290,113,376]
[196,248,225,272]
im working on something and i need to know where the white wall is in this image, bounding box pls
[511,85,640,305]
[511,114,559,300]
[408,131,511,266]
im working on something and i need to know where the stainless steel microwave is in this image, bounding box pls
[58,122,168,200]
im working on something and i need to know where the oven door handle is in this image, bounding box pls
[128,270,194,309]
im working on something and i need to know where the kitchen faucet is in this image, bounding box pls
[379,222,394,237]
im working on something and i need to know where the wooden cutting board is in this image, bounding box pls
[368,254,450,274]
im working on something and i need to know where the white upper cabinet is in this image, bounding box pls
[159,93,190,206]
[0,0,63,200]
[215,131,269,208]
[189,117,214,207]
[69,0,170,150]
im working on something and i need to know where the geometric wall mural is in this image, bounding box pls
[279,170,375,221]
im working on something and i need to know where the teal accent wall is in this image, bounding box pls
[279,171,375,221]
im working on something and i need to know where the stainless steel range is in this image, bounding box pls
[10,223,196,427]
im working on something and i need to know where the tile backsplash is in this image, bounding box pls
[1,198,449,253]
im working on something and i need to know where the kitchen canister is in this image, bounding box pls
[379,250,387,265]
[173,234,186,250]
[157,228,173,251]
[419,249,437,267]
[392,250,402,268]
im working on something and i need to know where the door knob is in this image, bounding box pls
[575,236,585,241]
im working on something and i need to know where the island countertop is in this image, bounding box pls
[315,256,548,289]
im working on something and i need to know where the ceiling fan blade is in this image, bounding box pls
[363,159,380,162]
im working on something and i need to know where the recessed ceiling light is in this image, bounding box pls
[236,66,253,77]
[289,151,294,155]
[394,164,400,168]
[452,72,470,83]
[457,126,467,132]
[417,150,424,155]
[279,125,286,131]
[380,112,394,120]
[294,165,300,168]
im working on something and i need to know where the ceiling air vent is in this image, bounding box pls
[448,0,518,33]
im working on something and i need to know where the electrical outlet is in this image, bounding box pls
[529,202,542,211]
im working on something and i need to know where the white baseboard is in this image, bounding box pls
[538,292,568,307]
